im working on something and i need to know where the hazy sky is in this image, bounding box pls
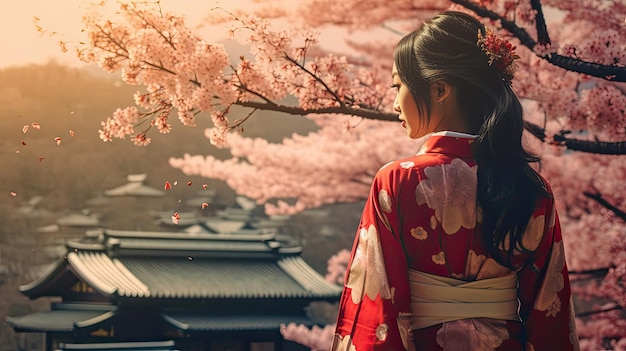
[0,0,274,69]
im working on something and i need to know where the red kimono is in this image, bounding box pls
[332,133,579,351]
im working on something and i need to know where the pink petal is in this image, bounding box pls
[22,125,29,134]
[31,123,40,129]
[164,181,172,190]
[201,203,209,209]
[171,212,180,224]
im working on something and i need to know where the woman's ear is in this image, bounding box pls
[430,81,452,103]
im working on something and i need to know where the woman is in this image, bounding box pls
[332,11,579,351]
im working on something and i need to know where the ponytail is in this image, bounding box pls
[474,84,549,266]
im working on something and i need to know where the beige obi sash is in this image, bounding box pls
[409,269,521,330]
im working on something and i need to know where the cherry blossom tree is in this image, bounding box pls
[43,0,626,349]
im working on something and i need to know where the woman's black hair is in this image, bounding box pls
[394,11,550,267]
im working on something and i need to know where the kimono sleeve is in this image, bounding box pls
[517,199,580,351]
[333,164,413,351]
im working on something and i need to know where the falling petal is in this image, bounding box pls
[201,203,209,209]
[58,40,67,53]
[187,180,193,186]
[39,157,44,162]
[21,140,26,146]
[171,212,180,224]
[70,111,74,115]
[10,192,17,197]
[202,184,208,190]
[22,125,29,134]
[69,130,75,137]
[164,181,172,190]
[173,181,178,186]
[15,150,20,154]
[55,137,62,146]
[32,123,40,129]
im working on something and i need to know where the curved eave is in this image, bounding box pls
[18,258,72,299]
[74,310,117,329]
[162,313,319,332]
[278,256,342,299]
[67,252,151,298]
[277,246,303,255]
[6,310,114,333]
[126,291,323,300]
[66,240,106,251]
[103,229,277,242]
[66,252,117,297]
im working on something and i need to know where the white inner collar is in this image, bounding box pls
[432,131,477,138]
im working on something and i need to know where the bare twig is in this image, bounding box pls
[583,191,626,221]
[576,304,623,318]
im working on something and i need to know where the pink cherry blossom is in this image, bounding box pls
[44,0,626,348]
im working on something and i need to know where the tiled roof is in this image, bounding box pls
[7,305,315,334]
[67,252,150,297]
[162,313,317,331]
[6,310,114,333]
[56,211,102,227]
[58,341,176,351]
[67,251,340,299]
[19,229,341,301]
[103,182,165,197]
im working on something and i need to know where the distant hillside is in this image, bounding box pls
[0,61,318,214]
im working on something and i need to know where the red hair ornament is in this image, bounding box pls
[477,28,520,85]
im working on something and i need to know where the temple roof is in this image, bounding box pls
[57,341,177,351]
[162,312,317,331]
[103,174,165,197]
[7,303,115,333]
[7,302,319,334]
[18,228,341,301]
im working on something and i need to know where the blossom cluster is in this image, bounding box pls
[477,28,520,84]
[72,2,394,148]
[170,116,418,214]
[78,2,234,144]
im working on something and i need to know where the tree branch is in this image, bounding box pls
[583,191,626,221]
[523,121,626,155]
[524,122,626,218]
[237,101,626,156]
[569,267,611,276]
[282,54,346,107]
[553,134,626,155]
[235,100,399,121]
[450,0,626,82]
[530,0,551,45]
[575,304,623,318]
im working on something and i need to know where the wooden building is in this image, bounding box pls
[7,229,341,351]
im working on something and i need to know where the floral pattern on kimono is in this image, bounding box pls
[345,225,392,304]
[333,133,579,351]
[415,158,478,235]
[435,318,509,351]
